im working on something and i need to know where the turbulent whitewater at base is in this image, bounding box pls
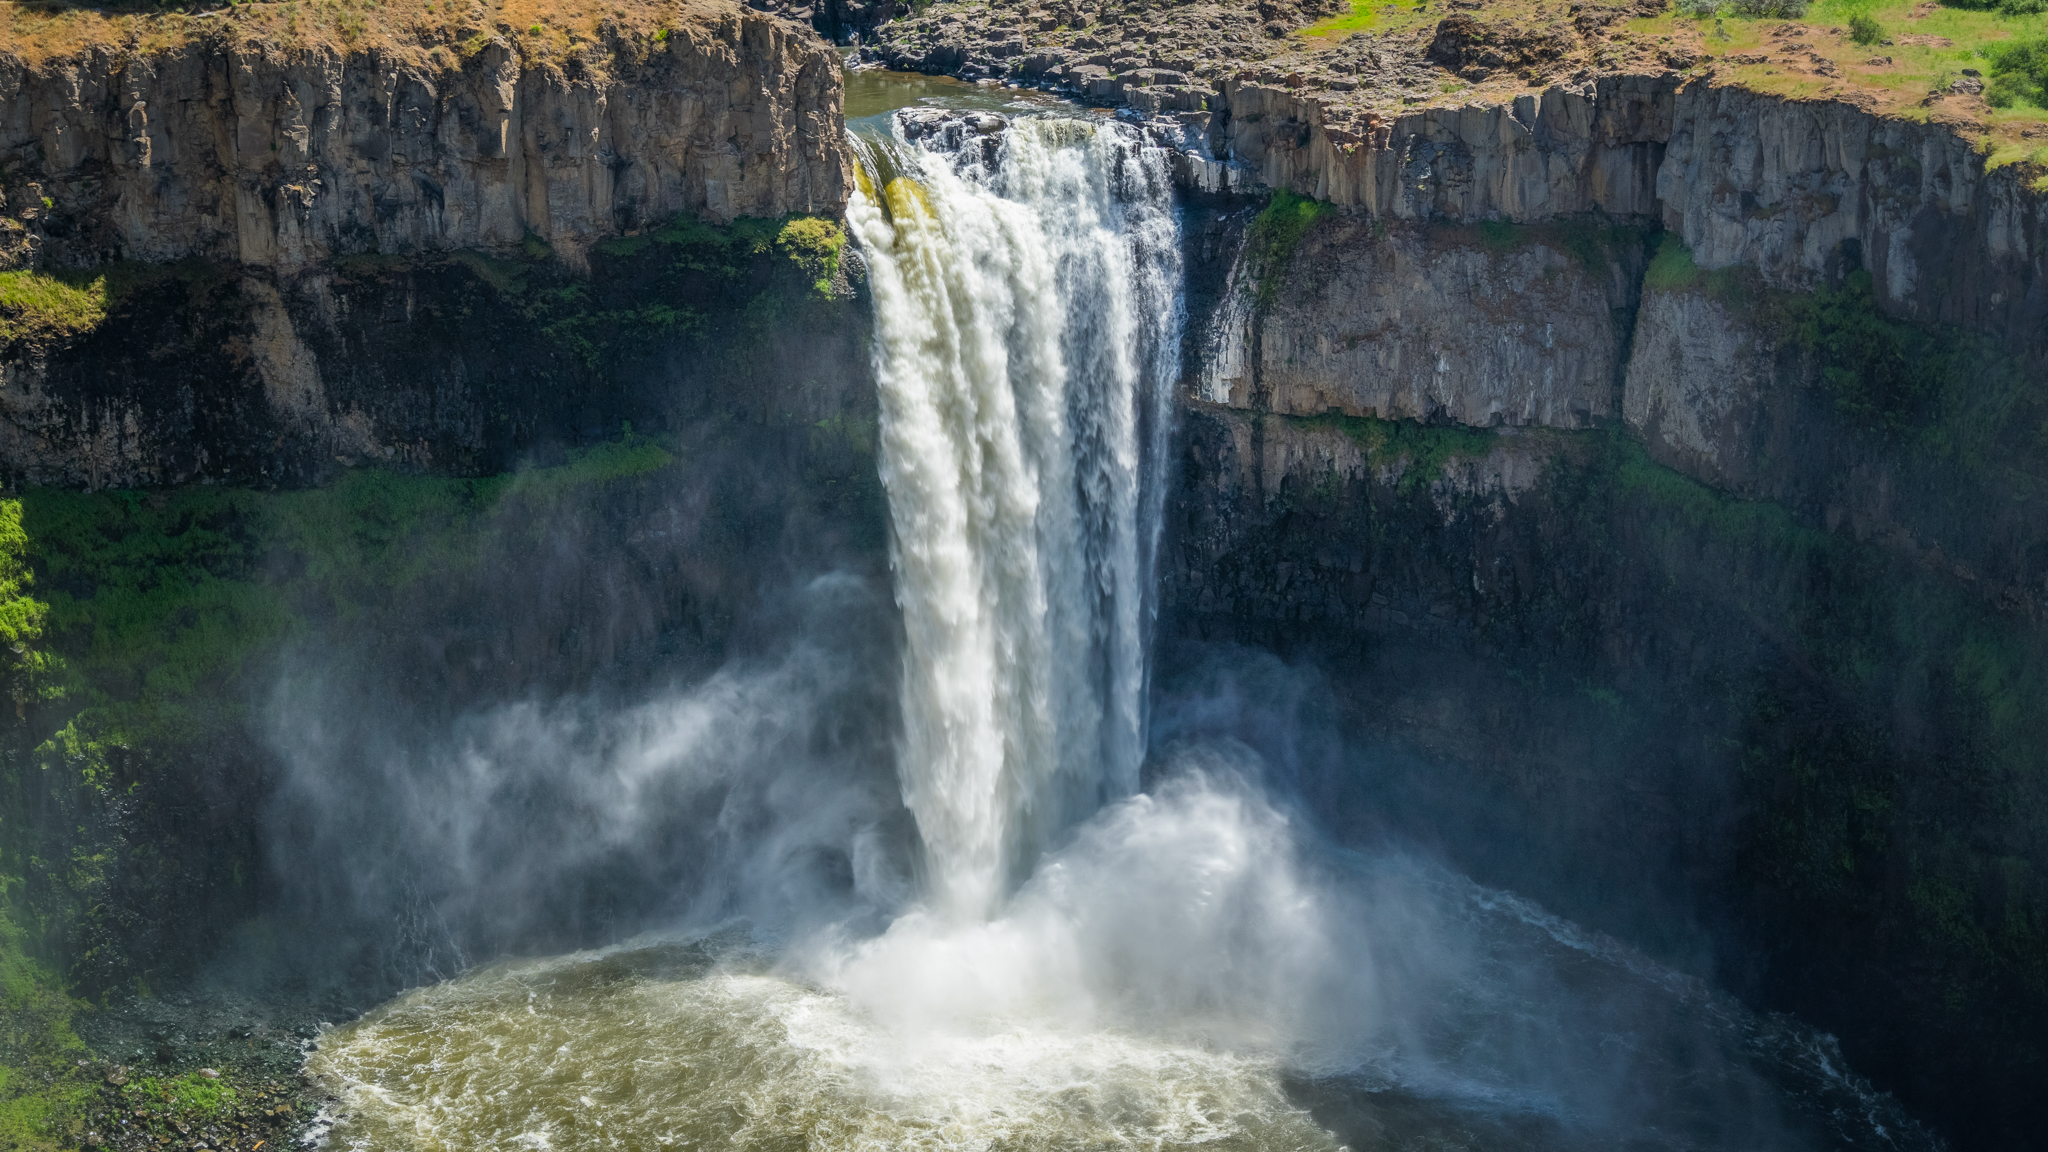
[846,115,1182,921]
[307,106,1943,1152]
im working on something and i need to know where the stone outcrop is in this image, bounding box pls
[1620,286,1774,490]
[1211,74,1673,221]
[1210,213,1646,428]
[0,1,852,274]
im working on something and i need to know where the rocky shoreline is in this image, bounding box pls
[63,991,338,1152]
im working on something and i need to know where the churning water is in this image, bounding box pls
[307,104,1943,1152]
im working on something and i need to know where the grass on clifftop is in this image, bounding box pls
[1289,0,2048,160]
[0,0,741,74]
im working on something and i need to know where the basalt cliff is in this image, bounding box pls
[2,0,2046,1149]
[0,0,853,488]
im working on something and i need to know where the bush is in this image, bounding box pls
[1987,34,2048,108]
[1789,270,1953,436]
[1677,0,1809,17]
[1942,0,2048,11]
[1849,12,1883,43]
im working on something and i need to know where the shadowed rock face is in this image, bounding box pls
[1164,176,2048,1148]
[0,1,852,274]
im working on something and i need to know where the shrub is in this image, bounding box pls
[1678,0,1809,17]
[1849,12,1883,44]
[0,500,49,715]
[775,217,846,295]
[1788,270,1952,436]
[1942,0,2048,13]
[1987,34,2048,108]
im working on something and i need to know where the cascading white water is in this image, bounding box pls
[846,115,1182,921]
[306,95,1944,1152]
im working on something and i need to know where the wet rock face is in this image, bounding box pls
[896,107,1010,167]
[0,1,852,274]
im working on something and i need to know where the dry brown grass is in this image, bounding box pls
[0,0,736,73]
[1289,0,2048,166]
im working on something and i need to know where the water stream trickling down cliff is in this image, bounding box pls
[303,105,1946,1152]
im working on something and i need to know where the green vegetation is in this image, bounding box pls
[497,212,838,368]
[1462,216,1651,273]
[1849,11,1884,42]
[1941,0,2048,16]
[1786,270,1955,435]
[0,501,48,717]
[122,1071,237,1117]
[1287,410,1503,494]
[1677,0,1810,17]
[1641,232,1740,295]
[0,433,681,1058]
[0,909,91,1150]
[24,433,674,741]
[1591,428,2048,1009]
[1246,191,1331,312]
[1301,0,1394,38]
[0,269,106,346]
[1643,237,1963,438]
[1986,32,2048,107]
[775,217,847,297]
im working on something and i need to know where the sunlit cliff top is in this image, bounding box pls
[874,0,2048,184]
[0,0,754,72]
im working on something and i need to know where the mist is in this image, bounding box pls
[254,569,910,994]
[266,108,1940,1152]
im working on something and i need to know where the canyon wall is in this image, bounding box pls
[1,16,2042,1143]
[1214,74,2046,336]
[1167,70,2048,1142]
[0,5,850,271]
[0,1,855,489]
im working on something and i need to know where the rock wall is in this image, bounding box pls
[0,224,869,489]
[0,2,851,274]
[1157,394,2048,1152]
[1213,74,2048,336]
[1216,213,1646,429]
[0,0,859,489]
[1214,74,1671,223]
[1173,125,2048,1141]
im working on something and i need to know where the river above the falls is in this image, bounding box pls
[842,57,1088,138]
[301,75,1943,1152]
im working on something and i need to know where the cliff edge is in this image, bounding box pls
[0,0,852,273]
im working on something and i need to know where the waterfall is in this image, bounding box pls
[846,114,1182,922]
